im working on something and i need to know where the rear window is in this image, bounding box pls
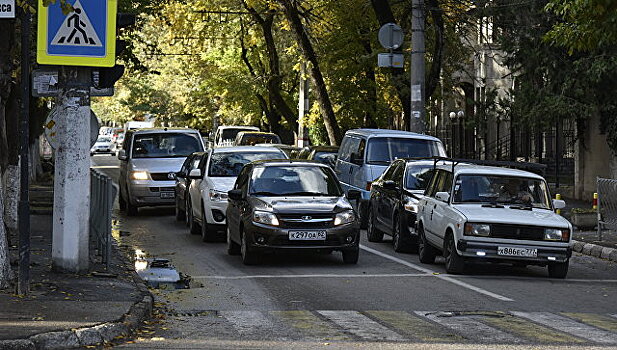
[404,164,435,191]
[366,137,444,165]
[208,151,286,177]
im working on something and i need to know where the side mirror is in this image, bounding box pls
[117,149,127,161]
[350,152,363,166]
[347,189,361,200]
[553,199,566,209]
[228,189,244,201]
[383,180,397,190]
[189,168,202,179]
[435,191,450,203]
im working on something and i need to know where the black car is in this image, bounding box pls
[226,160,361,265]
[298,146,339,168]
[174,152,205,222]
[367,159,440,252]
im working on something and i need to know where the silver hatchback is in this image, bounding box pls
[118,128,205,215]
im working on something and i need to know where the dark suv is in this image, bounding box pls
[226,160,361,265]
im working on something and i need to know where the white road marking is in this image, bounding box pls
[450,276,617,283]
[191,273,432,280]
[360,244,514,302]
[417,311,524,343]
[317,310,406,341]
[512,312,617,344]
[220,311,275,336]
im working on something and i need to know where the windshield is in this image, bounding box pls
[405,164,435,191]
[453,175,551,209]
[250,166,343,196]
[97,136,112,143]
[221,128,255,142]
[208,151,285,177]
[240,134,280,145]
[366,137,444,164]
[132,133,203,158]
[313,152,337,166]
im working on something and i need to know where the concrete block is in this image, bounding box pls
[582,244,594,255]
[30,331,79,350]
[601,248,614,260]
[93,323,129,342]
[74,327,103,347]
[572,241,585,252]
[590,245,603,258]
[609,250,617,262]
[0,340,35,350]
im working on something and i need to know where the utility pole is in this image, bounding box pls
[297,62,310,148]
[18,3,31,295]
[409,0,426,133]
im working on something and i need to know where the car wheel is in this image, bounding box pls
[359,201,368,229]
[187,198,200,235]
[227,227,240,255]
[548,260,569,278]
[444,233,465,274]
[366,206,384,242]
[392,216,412,253]
[119,190,127,211]
[126,197,138,216]
[418,225,436,264]
[201,206,216,242]
[240,230,258,265]
[342,245,359,264]
[175,198,186,222]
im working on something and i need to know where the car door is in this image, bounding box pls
[386,161,405,231]
[335,136,358,189]
[421,170,444,245]
[349,138,366,190]
[374,161,401,231]
[175,155,193,206]
[187,152,206,218]
[118,131,133,196]
[227,165,251,242]
[431,170,453,249]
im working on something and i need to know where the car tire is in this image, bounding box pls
[175,198,186,222]
[359,201,368,229]
[201,206,216,242]
[444,233,465,274]
[187,199,200,235]
[342,245,359,264]
[366,206,384,242]
[240,230,258,265]
[119,190,127,211]
[392,216,412,253]
[227,227,240,255]
[126,197,138,216]
[548,260,569,278]
[418,225,436,264]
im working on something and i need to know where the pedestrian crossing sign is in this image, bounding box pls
[37,0,118,67]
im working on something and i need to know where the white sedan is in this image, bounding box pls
[185,146,288,242]
[90,135,114,155]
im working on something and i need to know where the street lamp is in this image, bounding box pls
[449,112,456,157]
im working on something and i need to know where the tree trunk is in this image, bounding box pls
[425,0,444,100]
[278,0,342,145]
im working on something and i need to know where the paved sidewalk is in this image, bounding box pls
[0,187,152,349]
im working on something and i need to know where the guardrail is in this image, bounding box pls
[90,169,117,270]
[597,177,617,241]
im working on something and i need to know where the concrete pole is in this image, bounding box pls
[297,62,310,147]
[52,66,91,273]
[409,0,426,133]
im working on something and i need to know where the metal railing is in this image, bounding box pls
[597,177,617,241]
[90,169,117,270]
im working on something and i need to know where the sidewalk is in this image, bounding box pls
[0,186,152,349]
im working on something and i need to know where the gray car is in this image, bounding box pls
[118,128,205,215]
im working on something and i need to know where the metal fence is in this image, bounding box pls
[90,169,117,270]
[597,177,617,241]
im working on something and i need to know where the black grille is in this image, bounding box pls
[269,235,343,247]
[490,224,545,241]
[278,213,334,229]
[151,173,175,181]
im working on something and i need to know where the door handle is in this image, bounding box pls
[349,167,353,174]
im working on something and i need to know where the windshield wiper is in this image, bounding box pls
[282,191,329,196]
[481,203,504,208]
[251,191,280,196]
[509,204,533,211]
[367,160,390,165]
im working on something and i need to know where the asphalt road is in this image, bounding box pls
[92,155,617,349]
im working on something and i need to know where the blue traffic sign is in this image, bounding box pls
[37,0,118,67]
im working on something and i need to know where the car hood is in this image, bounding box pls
[453,204,570,228]
[93,142,112,147]
[209,177,237,192]
[129,158,186,173]
[250,196,352,214]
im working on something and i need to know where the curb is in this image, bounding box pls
[0,240,153,349]
[572,240,617,262]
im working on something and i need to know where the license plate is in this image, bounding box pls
[497,247,537,257]
[288,230,327,240]
[160,192,175,199]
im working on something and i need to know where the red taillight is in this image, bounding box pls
[366,182,372,191]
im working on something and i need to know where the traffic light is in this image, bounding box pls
[95,13,136,89]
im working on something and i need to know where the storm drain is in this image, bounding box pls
[135,257,191,289]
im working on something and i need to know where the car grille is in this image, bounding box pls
[490,224,545,241]
[149,187,175,193]
[278,213,334,229]
[269,235,344,247]
[151,173,175,181]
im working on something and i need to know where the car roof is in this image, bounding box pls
[237,131,277,136]
[131,128,200,134]
[345,128,442,142]
[251,159,331,168]
[212,146,290,154]
[311,146,339,152]
[254,143,298,149]
[434,163,544,179]
[217,125,259,130]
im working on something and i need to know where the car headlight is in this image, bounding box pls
[130,171,150,180]
[209,189,229,202]
[545,228,570,241]
[253,210,279,226]
[464,223,490,237]
[334,210,355,226]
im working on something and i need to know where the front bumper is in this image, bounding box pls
[204,200,229,225]
[245,221,360,252]
[458,239,572,264]
[91,148,112,154]
[128,180,176,207]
